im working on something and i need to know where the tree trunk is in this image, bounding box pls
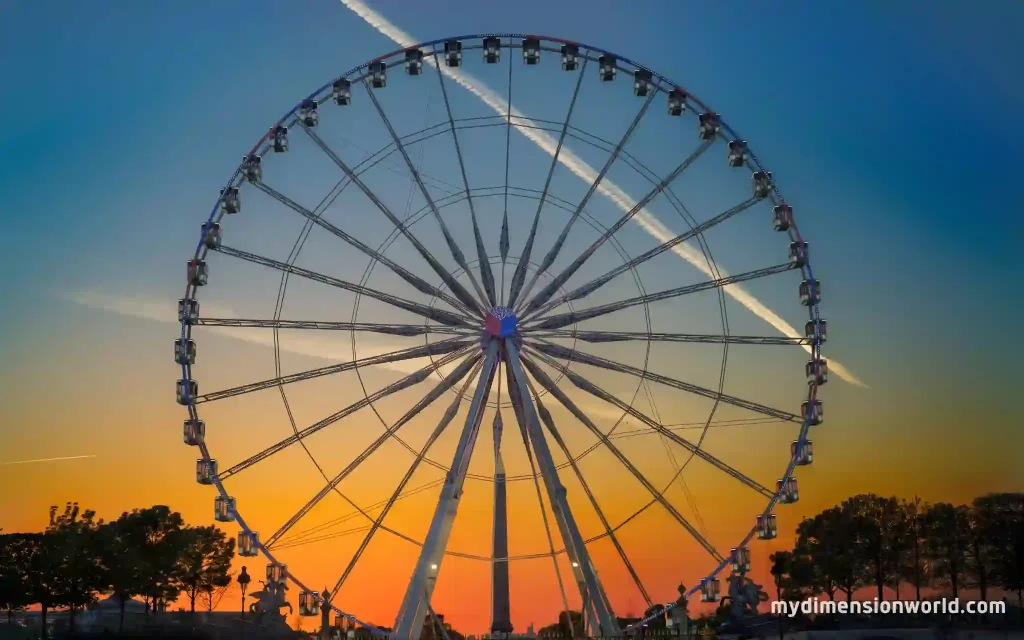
[40,603,48,640]
[875,554,884,601]
[119,595,126,633]
[69,605,76,634]
[190,592,196,613]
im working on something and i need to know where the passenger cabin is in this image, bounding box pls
[238,531,258,557]
[176,379,198,405]
[522,37,541,64]
[598,54,616,81]
[788,241,808,267]
[806,358,828,385]
[299,591,320,617]
[405,48,424,75]
[728,141,748,168]
[668,89,686,116]
[560,44,579,71]
[778,477,799,504]
[178,298,199,324]
[272,125,289,153]
[799,279,821,306]
[333,79,351,105]
[221,187,240,214]
[772,205,793,232]
[183,419,205,446]
[444,40,462,67]
[698,112,720,140]
[756,513,778,540]
[483,37,501,64]
[188,259,208,286]
[805,319,827,344]
[752,171,773,198]
[243,155,262,183]
[174,339,196,366]
[369,61,387,88]
[801,399,823,425]
[196,459,217,484]
[700,578,720,602]
[792,440,814,465]
[634,69,653,96]
[266,563,287,584]
[299,100,318,128]
[202,222,221,249]
[214,495,235,523]
[731,546,751,574]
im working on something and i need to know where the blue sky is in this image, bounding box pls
[1,0,1022,627]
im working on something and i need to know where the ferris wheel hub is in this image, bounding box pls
[484,306,518,338]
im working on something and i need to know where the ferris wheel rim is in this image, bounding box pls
[177,32,825,631]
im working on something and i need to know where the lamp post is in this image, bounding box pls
[238,566,251,624]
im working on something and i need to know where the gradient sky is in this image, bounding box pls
[1,0,1023,632]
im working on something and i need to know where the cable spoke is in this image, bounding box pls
[519,355,725,560]
[525,262,796,331]
[362,81,492,312]
[515,91,656,313]
[530,340,798,424]
[302,124,485,316]
[530,195,763,317]
[196,317,472,338]
[525,376,653,609]
[531,328,810,346]
[506,58,588,309]
[526,347,778,497]
[216,348,470,479]
[520,139,712,319]
[196,337,469,404]
[213,244,474,329]
[432,48,498,308]
[254,181,477,317]
[266,354,483,549]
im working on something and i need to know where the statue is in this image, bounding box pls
[248,579,293,622]
[670,583,689,636]
[720,575,769,636]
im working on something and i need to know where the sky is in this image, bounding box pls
[1,0,1023,633]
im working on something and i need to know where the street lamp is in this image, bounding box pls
[238,566,251,622]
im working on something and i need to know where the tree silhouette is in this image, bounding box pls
[797,506,863,603]
[47,502,106,633]
[924,502,970,598]
[973,493,1024,618]
[900,497,931,601]
[842,494,909,601]
[177,525,235,613]
[0,533,32,625]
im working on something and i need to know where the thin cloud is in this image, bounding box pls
[3,454,97,466]
[339,0,866,389]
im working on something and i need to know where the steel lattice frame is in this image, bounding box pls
[176,33,825,639]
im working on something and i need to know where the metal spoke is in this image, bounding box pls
[520,139,713,318]
[525,262,796,331]
[530,339,799,424]
[531,328,810,346]
[525,347,779,496]
[197,317,472,338]
[328,359,484,601]
[514,91,656,314]
[525,377,653,609]
[506,58,588,309]
[254,181,477,317]
[432,48,498,308]
[213,245,474,329]
[391,340,501,640]
[303,124,485,316]
[362,81,491,312]
[216,348,470,480]
[266,354,482,549]
[504,339,621,636]
[529,196,762,318]
[519,355,725,560]
[196,337,469,404]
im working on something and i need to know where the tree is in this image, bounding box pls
[199,575,233,612]
[843,494,909,601]
[20,532,62,639]
[47,502,106,634]
[797,506,864,603]
[900,497,931,601]
[924,503,970,598]
[972,493,1024,618]
[176,525,235,613]
[0,533,32,625]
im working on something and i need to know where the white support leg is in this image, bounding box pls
[391,340,501,640]
[503,339,621,636]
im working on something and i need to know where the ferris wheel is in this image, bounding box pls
[175,34,826,639]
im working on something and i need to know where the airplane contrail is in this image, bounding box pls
[2,454,97,466]
[340,0,866,388]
